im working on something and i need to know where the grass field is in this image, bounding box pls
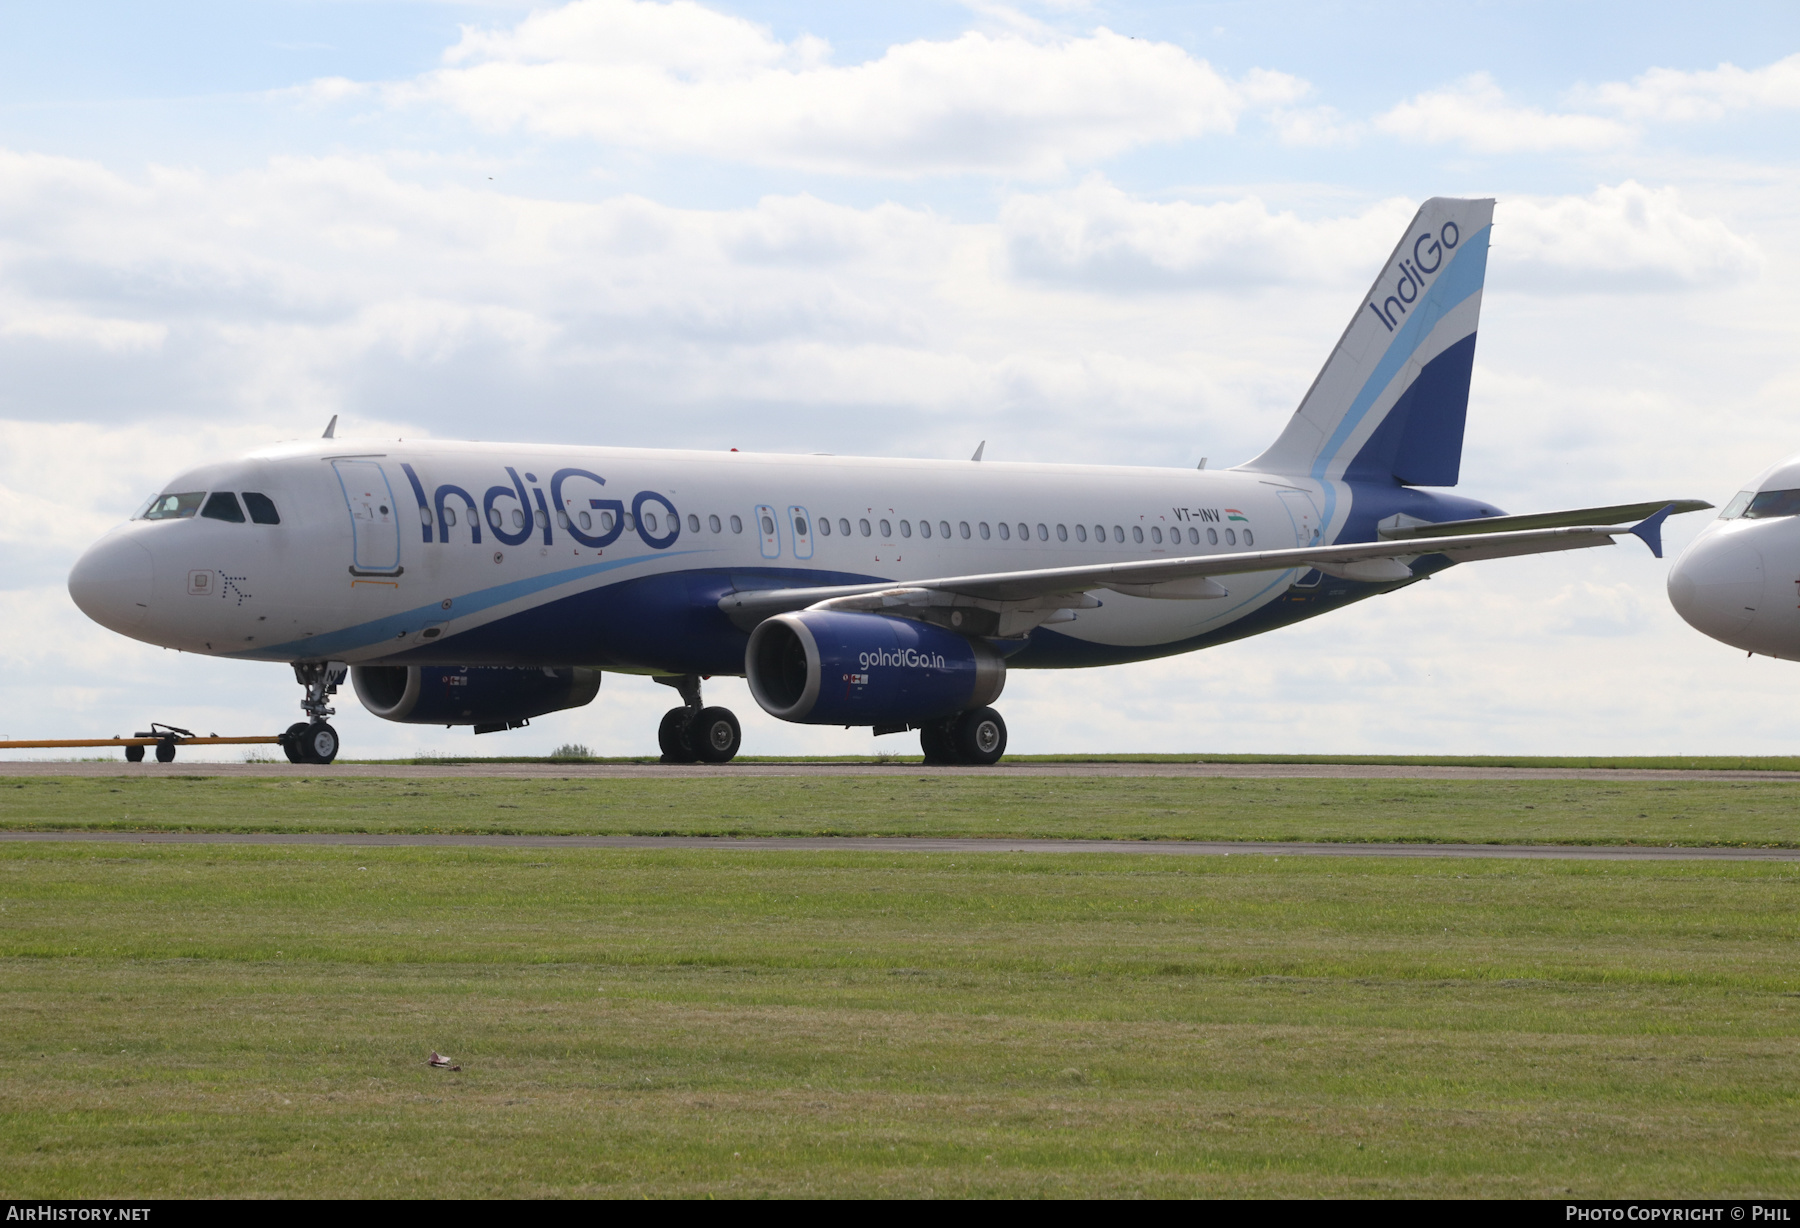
[4,774,1800,846]
[3,842,1798,1197]
[4,774,1799,1197]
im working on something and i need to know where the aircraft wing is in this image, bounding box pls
[719,502,1705,631]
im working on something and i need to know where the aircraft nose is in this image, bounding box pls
[1667,530,1764,646]
[67,534,154,632]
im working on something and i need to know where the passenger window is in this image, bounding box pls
[513,508,526,529]
[1207,527,1218,545]
[241,492,280,525]
[1075,524,1087,542]
[488,508,503,529]
[979,522,990,540]
[578,511,591,531]
[603,511,618,533]
[879,519,892,538]
[900,520,912,538]
[794,515,809,537]
[201,492,245,523]
[959,521,970,540]
[1244,529,1254,546]
[1743,489,1800,519]
[624,513,636,532]
[1095,525,1107,542]
[998,522,1010,541]
[445,508,459,528]
[860,518,871,537]
[818,517,831,536]
[839,518,851,536]
[141,492,205,521]
[731,514,743,533]
[1018,523,1030,541]
[1056,524,1067,542]
[709,514,722,533]
[1132,526,1144,544]
[688,514,701,532]
[1225,528,1237,545]
[918,520,930,539]
[558,510,571,530]
[1188,527,1199,545]
[1113,525,1124,543]
[760,514,774,535]
[941,521,952,539]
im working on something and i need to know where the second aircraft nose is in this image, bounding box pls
[1667,530,1764,647]
[67,534,155,634]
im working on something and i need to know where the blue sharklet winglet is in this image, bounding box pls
[1627,504,1676,559]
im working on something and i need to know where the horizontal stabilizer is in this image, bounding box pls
[1380,499,1713,541]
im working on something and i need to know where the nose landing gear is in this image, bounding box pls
[654,674,742,764]
[279,662,344,765]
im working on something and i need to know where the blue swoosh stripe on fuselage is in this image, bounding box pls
[239,549,716,660]
[1314,224,1491,534]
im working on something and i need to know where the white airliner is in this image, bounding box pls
[67,197,1705,766]
[1668,454,1800,657]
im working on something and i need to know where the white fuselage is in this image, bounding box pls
[69,438,1344,673]
[1668,453,1800,659]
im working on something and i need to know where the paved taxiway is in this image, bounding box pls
[4,760,1800,782]
[3,831,1794,862]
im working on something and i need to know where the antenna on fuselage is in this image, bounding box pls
[1197,457,1207,470]
[971,441,985,462]
[322,415,338,439]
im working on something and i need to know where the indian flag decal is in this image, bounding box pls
[1224,509,1248,522]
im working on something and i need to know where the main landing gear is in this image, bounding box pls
[919,706,1008,766]
[655,674,742,764]
[279,662,344,766]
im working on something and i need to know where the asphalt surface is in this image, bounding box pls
[2,831,1793,861]
[3,760,1800,782]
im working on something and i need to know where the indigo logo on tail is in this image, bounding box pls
[1366,221,1460,333]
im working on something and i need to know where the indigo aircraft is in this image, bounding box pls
[68,197,1705,765]
[1668,454,1800,659]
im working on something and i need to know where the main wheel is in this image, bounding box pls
[950,707,1007,766]
[919,719,957,765]
[657,707,696,763]
[124,744,145,763]
[154,739,177,763]
[300,721,339,765]
[688,706,741,764]
[281,722,309,765]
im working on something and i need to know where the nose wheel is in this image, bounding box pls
[284,662,345,766]
[280,720,339,765]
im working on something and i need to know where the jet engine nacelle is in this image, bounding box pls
[746,610,1004,726]
[352,665,601,733]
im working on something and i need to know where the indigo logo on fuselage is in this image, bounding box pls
[1365,221,1460,333]
[399,463,681,552]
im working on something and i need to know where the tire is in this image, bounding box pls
[302,721,339,765]
[124,744,145,763]
[950,707,1007,766]
[281,722,309,765]
[657,707,696,763]
[689,706,741,764]
[154,739,177,763]
[919,719,958,765]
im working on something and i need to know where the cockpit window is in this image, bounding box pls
[1720,491,1754,519]
[201,492,245,523]
[139,492,205,521]
[241,492,281,525]
[1740,489,1800,520]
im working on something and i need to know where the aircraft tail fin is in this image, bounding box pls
[1238,197,1494,488]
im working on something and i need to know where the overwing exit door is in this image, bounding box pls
[333,460,403,575]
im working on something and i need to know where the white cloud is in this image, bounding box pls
[1375,72,1631,153]
[1002,175,1414,289]
[394,0,1307,176]
[1585,52,1800,122]
[1496,181,1761,291]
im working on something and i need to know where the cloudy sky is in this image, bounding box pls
[4,0,1799,760]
